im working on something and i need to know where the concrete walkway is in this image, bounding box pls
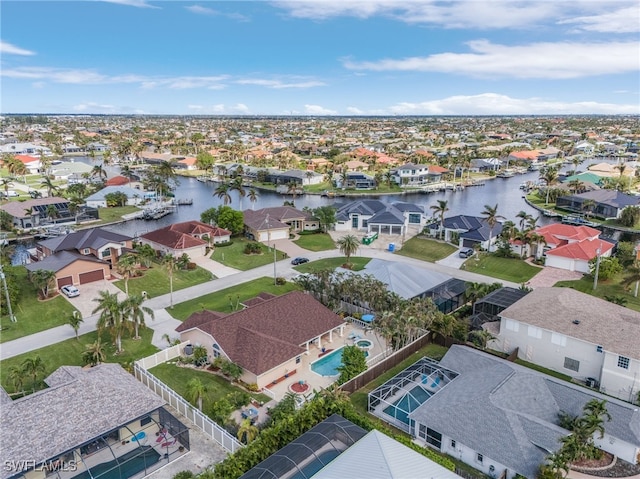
[0,243,523,361]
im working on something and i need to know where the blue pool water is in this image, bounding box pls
[72,446,160,479]
[132,431,146,442]
[311,348,344,376]
[383,386,433,425]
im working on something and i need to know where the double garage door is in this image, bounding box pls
[57,269,105,288]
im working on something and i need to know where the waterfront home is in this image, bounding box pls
[12,154,42,174]
[427,215,503,251]
[335,172,376,189]
[85,186,153,208]
[27,227,132,288]
[139,220,230,258]
[391,162,447,186]
[495,288,640,403]
[334,200,427,236]
[0,197,71,229]
[0,142,52,156]
[556,190,640,220]
[243,206,317,241]
[0,363,189,479]
[176,291,345,389]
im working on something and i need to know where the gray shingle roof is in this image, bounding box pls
[409,346,640,479]
[25,250,107,273]
[0,364,165,476]
[39,227,131,253]
[499,288,640,359]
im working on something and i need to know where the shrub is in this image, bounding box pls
[215,240,233,247]
[244,242,263,255]
[246,383,260,392]
[275,277,287,285]
[173,471,194,479]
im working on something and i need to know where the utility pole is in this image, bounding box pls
[592,247,601,291]
[0,264,16,322]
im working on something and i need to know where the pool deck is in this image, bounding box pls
[262,323,389,401]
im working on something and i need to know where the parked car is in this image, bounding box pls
[60,285,80,298]
[291,257,310,265]
[458,247,474,258]
[1,190,19,198]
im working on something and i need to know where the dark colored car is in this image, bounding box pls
[291,257,310,265]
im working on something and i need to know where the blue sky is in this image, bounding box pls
[1,0,639,115]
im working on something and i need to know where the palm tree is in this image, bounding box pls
[214,182,232,206]
[581,199,596,220]
[92,290,130,354]
[67,310,84,340]
[0,178,14,201]
[40,176,58,197]
[122,293,154,340]
[162,254,178,308]
[185,378,207,411]
[336,234,359,266]
[430,200,449,240]
[30,269,57,299]
[156,160,177,182]
[116,253,138,297]
[248,188,259,210]
[237,418,259,444]
[516,210,532,232]
[540,167,559,205]
[230,177,246,209]
[22,355,45,392]
[481,203,505,252]
[7,365,26,396]
[622,261,640,297]
[83,339,106,366]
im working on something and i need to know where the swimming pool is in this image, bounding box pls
[311,348,344,376]
[72,446,160,479]
[382,385,433,425]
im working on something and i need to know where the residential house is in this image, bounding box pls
[334,200,427,235]
[85,186,153,208]
[556,190,640,219]
[240,414,462,479]
[573,141,595,156]
[335,172,377,189]
[139,221,231,258]
[428,215,504,251]
[176,291,345,389]
[496,287,640,403]
[0,142,52,156]
[105,175,144,190]
[27,227,132,288]
[533,223,614,273]
[469,157,501,173]
[243,206,317,242]
[338,259,467,314]
[587,162,635,178]
[49,161,93,180]
[391,163,447,186]
[13,154,42,174]
[0,364,189,479]
[399,345,640,479]
[0,197,71,229]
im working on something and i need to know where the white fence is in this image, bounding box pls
[136,343,185,370]
[134,365,243,453]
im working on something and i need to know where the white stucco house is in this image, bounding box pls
[495,287,640,403]
[85,186,152,208]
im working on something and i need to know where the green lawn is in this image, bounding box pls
[396,237,457,262]
[210,238,287,271]
[0,328,157,395]
[294,256,370,273]
[463,254,541,284]
[96,205,141,224]
[168,276,302,321]
[350,343,449,415]
[0,267,79,343]
[555,275,640,312]
[293,233,336,252]
[150,362,270,409]
[113,264,214,298]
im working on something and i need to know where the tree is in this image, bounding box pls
[619,206,640,227]
[430,200,449,240]
[337,345,367,385]
[312,205,337,233]
[123,293,154,340]
[516,210,532,232]
[480,203,505,252]
[7,365,26,396]
[104,191,128,207]
[92,290,130,354]
[82,339,106,366]
[336,234,359,266]
[247,188,259,210]
[185,378,207,411]
[621,261,640,297]
[581,199,596,219]
[21,355,45,392]
[67,310,84,340]
[589,256,622,281]
[230,177,246,209]
[0,178,14,201]
[134,243,156,267]
[202,205,244,235]
[116,253,138,297]
[91,163,107,181]
[237,419,259,444]
[540,167,559,204]
[221,361,243,382]
[162,254,178,308]
[214,182,232,206]
[30,269,57,299]
[40,176,59,197]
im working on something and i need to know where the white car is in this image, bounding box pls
[61,285,80,298]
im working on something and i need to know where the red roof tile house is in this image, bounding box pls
[176,291,346,389]
[535,224,614,273]
[139,221,231,258]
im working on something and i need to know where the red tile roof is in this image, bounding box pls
[14,155,39,164]
[178,291,344,376]
[546,238,614,261]
[536,224,601,247]
[105,175,129,186]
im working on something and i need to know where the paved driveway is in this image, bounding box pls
[527,266,583,288]
[61,279,125,318]
[436,250,468,269]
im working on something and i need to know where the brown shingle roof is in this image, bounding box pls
[141,221,231,250]
[179,291,344,375]
[499,288,640,359]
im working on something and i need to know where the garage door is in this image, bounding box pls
[79,269,105,284]
[57,276,73,289]
[462,239,477,248]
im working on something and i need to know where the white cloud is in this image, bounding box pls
[386,93,640,115]
[343,40,640,79]
[185,5,217,15]
[558,5,639,33]
[231,103,250,114]
[346,106,364,114]
[188,104,204,110]
[304,104,337,115]
[0,41,36,56]
[236,78,326,89]
[73,102,116,113]
[102,0,159,9]
[205,104,250,114]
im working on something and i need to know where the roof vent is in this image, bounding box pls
[572,320,581,325]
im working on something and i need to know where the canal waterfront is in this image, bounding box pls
[103,167,567,238]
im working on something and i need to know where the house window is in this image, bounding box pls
[352,215,359,228]
[140,416,152,427]
[505,319,519,332]
[408,213,421,224]
[101,249,111,258]
[212,349,220,358]
[564,357,580,372]
[551,333,566,346]
[527,325,542,339]
[425,428,442,450]
[418,424,427,439]
[476,453,484,464]
[296,356,301,364]
[451,440,456,449]
[618,356,630,369]
[362,219,368,227]
[83,248,90,254]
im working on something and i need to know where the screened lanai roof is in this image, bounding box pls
[475,287,529,310]
[239,415,367,479]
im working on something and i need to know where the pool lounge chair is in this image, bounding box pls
[430,376,441,388]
